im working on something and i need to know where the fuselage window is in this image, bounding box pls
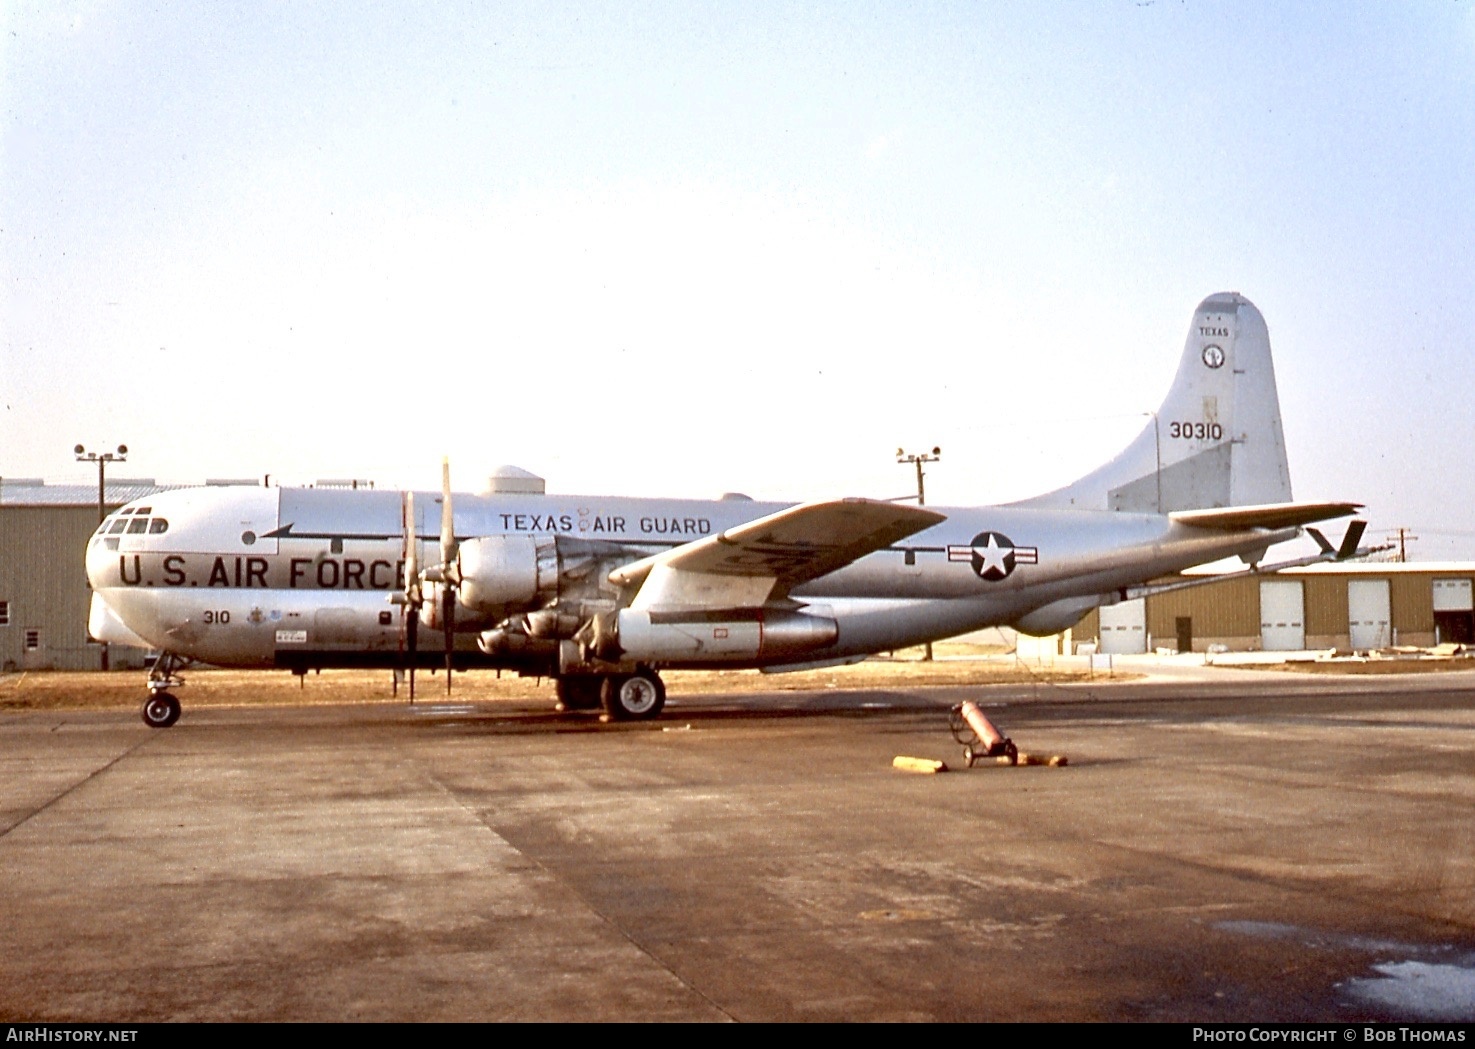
[149,518,169,534]
[126,518,149,534]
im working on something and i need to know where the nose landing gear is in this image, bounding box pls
[141,652,187,728]
[142,692,181,728]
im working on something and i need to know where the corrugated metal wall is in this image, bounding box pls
[1391,575,1434,636]
[1,506,106,670]
[1304,576,1348,638]
[1148,578,1260,641]
[1072,569,1471,652]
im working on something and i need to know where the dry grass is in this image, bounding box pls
[0,643,1100,713]
[1274,657,1475,675]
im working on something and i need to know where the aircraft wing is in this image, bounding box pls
[609,498,946,611]
[1169,501,1361,531]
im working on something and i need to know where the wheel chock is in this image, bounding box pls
[892,756,948,774]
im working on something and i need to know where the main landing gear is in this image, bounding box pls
[555,667,666,721]
[141,652,186,729]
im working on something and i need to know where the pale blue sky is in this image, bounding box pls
[4,2,1473,557]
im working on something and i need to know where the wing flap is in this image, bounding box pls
[610,498,945,611]
[1169,501,1361,531]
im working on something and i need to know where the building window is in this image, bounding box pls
[24,629,40,650]
[0,601,8,626]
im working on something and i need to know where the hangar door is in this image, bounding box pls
[1348,579,1391,650]
[1433,578,1474,645]
[1098,598,1146,654]
[1259,580,1305,651]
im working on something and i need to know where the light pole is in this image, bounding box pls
[75,443,127,672]
[75,443,128,525]
[896,446,941,659]
[896,446,941,506]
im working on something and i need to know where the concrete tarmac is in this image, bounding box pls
[3,669,1475,1022]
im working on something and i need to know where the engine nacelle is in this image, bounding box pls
[456,535,558,617]
[1011,596,1101,637]
[477,623,557,658]
[603,609,838,663]
[418,579,501,631]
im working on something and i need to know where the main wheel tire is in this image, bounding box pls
[142,692,181,729]
[555,676,603,711]
[600,670,666,721]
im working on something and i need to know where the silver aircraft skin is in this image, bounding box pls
[86,293,1363,726]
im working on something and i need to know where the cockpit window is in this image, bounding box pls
[149,518,169,534]
[134,507,151,515]
[126,518,149,534]
[108,519,129,534]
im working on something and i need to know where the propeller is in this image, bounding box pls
[399,490,420,702]
[396,460,461,697]
[438,458,458,695]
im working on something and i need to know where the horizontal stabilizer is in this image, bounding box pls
[1169,501,1361,532]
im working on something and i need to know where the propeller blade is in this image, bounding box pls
[443,583,455,695]
[405,490,420,604]
[407,601,418,702]
[401,490,420,702]
[440,457,456,575]
[439,458,457,695]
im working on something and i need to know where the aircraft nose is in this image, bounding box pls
[85,527,117,587]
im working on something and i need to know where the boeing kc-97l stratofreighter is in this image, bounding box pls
[87,293,1371,728]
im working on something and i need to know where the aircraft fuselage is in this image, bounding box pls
[87,484,1288,672]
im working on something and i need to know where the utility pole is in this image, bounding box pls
[896,447,941,660]
[1384,528,1419,563]
[75,443,127,670]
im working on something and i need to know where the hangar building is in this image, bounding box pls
[1,478,170,671]
[1073,563,1475,655]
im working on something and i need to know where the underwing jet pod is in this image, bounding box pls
[87,293,1371,728]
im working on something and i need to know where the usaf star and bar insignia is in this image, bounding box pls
[947,531,1039,581]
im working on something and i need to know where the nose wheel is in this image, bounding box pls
[141,692,181,729]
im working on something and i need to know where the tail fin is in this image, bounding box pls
[1015,292,1293,513]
